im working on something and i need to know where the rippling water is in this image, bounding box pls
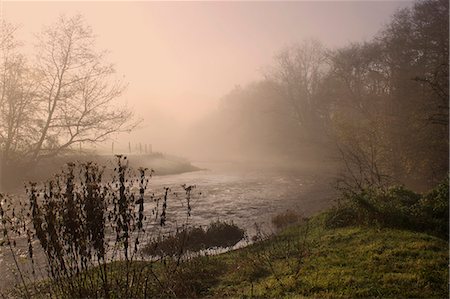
[144,162,335,235]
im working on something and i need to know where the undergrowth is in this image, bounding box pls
[325,180,449,238]
[0,155,213,298]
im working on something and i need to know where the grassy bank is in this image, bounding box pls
[2,152,201,191]
[31,153,201,177]
[15,212,447,298]
[199,182,449,298]
[200,215,448,298]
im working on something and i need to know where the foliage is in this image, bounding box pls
[325,180,449,238]
[414,180,449,236]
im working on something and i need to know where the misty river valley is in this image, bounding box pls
[0,0,448,296]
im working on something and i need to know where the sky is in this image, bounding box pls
[1,0,413,154]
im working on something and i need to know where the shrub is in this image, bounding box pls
[271,210,303,230]
[206,220,246,248]
[0,156,197,298]
[414,180,449,236]
[143,221,245,257]
[325,180,449,238]
[324,204,360,228]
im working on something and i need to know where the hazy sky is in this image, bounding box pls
[2,1,413,154]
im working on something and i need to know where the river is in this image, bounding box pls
[146,161,336,235]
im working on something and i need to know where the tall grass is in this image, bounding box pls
[0,155,211,298]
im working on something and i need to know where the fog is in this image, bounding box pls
[2,0,411,158]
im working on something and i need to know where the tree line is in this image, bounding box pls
[0,0,447,191]
[193,0,448,191]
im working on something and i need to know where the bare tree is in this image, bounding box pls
[0,16,137,189]
[327,43,398,189]
[0,21,38,173]
[266,39,328,142]
[29,15,136,162]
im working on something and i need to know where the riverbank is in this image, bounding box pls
[1,153,201,192]
[201,213,448,298]
[8,210,447,298]
[2,165,447,298]
[0,161,337,293]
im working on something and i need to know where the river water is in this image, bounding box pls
[0,161,337,291]
[146,161,336,235]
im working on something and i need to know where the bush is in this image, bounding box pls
[271,210,303,230]
[143,221,245,257]
[324,204,360,228]
[414,180,449,236]
[325,180,449,238]
[206,220,246,248]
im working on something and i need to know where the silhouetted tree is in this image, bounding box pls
[0,15,137,188]
[31,15,136,162]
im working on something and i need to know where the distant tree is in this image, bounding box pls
[185,0,448,190]
[325,42,394,189]
[190,81,303,160]
[381,0,449,127]
[266,39,329,143]
[0,21,38,178]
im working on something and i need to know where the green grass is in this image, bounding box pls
[15,212,449,298]
[177,214,448,298]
